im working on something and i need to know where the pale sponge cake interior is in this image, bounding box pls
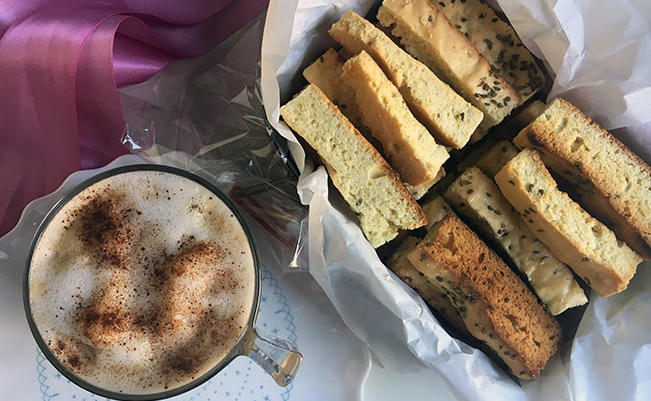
[302,48,368,137]
[513,97,651,259]
[341,50,449,199]
[329,9,483,149]
[302,48,356,117]
[280,84,426,248]
[494,148,642,297]
[433,0,546,103]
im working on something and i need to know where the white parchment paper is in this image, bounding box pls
[261,1,651,400]
[498,0,651,130]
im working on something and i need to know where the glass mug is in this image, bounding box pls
[23,165,302,400]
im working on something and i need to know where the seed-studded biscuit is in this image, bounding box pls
[377,0,519,130]
[495,148,642,297]
[444,166,587,315]
[387,236,469,335]
[475,140,520,178]
[433,0,546,103]
[280,84,427,248]
[421,192,457,231]
[513,97,651,259]
[329,10,483,149]
[407,214,563,379]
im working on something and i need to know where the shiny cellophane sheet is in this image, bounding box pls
[118,12,309,273]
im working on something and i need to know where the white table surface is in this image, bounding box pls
[364,356,458,401]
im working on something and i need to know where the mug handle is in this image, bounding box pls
[241,326,302,386]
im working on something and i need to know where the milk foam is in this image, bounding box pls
[29,170,256,395]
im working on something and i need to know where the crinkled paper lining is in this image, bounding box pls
[261,0,651,400]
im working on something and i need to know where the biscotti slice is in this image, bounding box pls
[443,166,587,315]
[472,103,545,177]
[387,236,469,335]
[494,149,642,297]
[422,193,457,231]
[302,48,355,116]
[433,0,546,103]
[475,140,520,178]
[513,97,651,259]
[507,100,547,131]
[302,49,368,136]
[280,84,427,247]
[577,192,651,260]
[329,10,483,149]
[341,51,449,200]
[407,214,562,379]
[377,0,519,131]
[302,48,388,162]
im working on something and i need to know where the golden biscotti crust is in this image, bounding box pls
[433,0,546,103]
[387,236,469,335]
[494,148,642,297]
[280,84,426,247]
[302,48,362,131]
[407,214,563,379]
[329,10,483,149]
[341,51,449,198]
[377,0,518,130]
[513,97,651,259]
[474,140,520,178]
[443,166,587,315]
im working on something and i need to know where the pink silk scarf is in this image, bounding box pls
[0,0,268,237]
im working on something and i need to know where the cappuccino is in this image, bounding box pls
[27,168,257,395]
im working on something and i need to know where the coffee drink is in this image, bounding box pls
[27,168,257,395]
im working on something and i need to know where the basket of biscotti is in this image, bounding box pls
[262,0,651,399]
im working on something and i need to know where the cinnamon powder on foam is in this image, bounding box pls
[29,171,256,394]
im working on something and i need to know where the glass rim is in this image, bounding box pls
[22,163,262,401]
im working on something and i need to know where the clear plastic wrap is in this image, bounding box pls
[118,11,309,272]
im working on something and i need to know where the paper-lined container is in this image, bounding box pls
[260,0,651,399]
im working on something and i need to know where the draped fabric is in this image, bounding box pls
[0,0,268,237]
